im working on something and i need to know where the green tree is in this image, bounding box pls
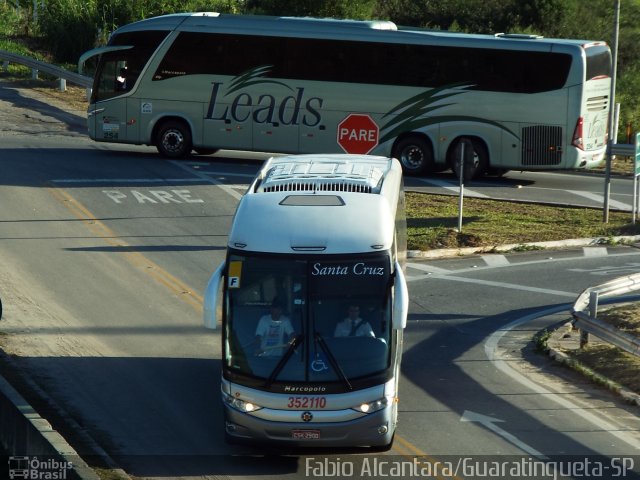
[39,1,98,61]
[246,0,376,18]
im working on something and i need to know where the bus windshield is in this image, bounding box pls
[91,30,169,102]
[224,253,393,386]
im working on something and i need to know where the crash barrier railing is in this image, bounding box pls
[571,273,640,356]
[0,49,93,90]
[610,143,635,157]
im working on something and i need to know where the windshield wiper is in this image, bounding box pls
[264,334,304,388]
[314,332,352,391]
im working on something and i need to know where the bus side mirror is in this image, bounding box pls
[203,262,225,330]
[392,261,408,330]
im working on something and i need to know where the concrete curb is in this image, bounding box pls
[546,323,640,408]
[0,374,100,480]
[408,234,640,259]
[0,351,131,480]
[548,346,640,407]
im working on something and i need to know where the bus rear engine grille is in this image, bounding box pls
[261,180,373,193]
[521,125,563,166]
[586,95,609,112]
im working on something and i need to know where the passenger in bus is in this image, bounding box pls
[334,304,375,337]
[254,299,295,356]
[116,68,128,91]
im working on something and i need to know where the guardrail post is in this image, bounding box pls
[31,68,38,80]
[580,291,599,348]
[2,61,8,72]
[58,78,66,92]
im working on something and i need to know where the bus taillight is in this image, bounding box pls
[572,117,584,150]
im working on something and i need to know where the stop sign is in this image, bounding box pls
[337,114,379,155]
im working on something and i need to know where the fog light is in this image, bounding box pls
[377,425,388,435]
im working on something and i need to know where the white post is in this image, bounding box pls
[603,0,620,223]
[457,142,465,233]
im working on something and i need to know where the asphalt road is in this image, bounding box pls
[1,83,640,480]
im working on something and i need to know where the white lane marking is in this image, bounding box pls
[52,178,202,183]
[461,410,548,460]
[407,273,576,297]
[170,160,243,200]
[583,247,608,257]
[102,189,204,204]
[408,251,640,280]
[485,306,640,451]
[191,170,256,178]
[482,254,509,267]
[412,177,489,198]
[568,190,631,211]
[406,262,450,274]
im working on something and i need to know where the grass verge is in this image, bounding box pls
[406,193,640,251]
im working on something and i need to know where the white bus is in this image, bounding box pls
[79,12,611,178]
[202,154,408,449]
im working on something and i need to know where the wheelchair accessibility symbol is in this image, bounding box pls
[311,353,329,372]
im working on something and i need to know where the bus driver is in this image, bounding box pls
[254,299,295,356]
[334,304,375,338]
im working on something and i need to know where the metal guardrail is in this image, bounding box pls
[0,49,92,89]
[571,273,640,356]
[610,143,635,157]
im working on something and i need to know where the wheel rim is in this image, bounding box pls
[400,145,424,171]
[162,129,184,155]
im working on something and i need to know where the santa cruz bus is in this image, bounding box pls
[79,12,611,178]
[202,154,408,448]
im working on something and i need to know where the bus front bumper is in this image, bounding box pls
[224,404,395,448]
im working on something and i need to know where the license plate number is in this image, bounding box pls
[292,429,320,440]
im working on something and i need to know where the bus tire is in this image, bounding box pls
[156,120,192,158]
[449,137,488,181]
[392,136,434,176]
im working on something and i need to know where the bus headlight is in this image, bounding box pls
[223,392,263,413]
[352,396,389,414]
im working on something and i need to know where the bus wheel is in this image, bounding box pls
[449,138,488,181]
[392,136,434,176]
[156,120,192,158]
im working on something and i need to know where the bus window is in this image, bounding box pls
[93,56,139,102]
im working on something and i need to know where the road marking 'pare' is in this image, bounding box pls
[102,189,204,204]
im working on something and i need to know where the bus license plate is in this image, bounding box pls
[292,429,320,440]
